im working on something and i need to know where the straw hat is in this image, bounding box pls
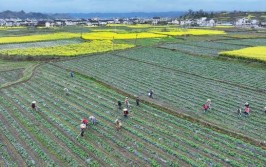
[123,108,128,111]
[207,99,211,102]
[115,119,119,123]
[245,102,249,106]
[80,123,86,129]
[264,106,266,110]
[32,101,36,104]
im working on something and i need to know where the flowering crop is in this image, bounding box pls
[82,32,166,40]
[0,39,82,50]
[150,29,226,35]
[107,24,166,28]
[90,29,128,33]
[0,32,79,44]
[219,46,266,62]
[0,26,25,30]
[0,40,134,57]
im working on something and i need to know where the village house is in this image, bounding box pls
[235,17,250,26]
[168,19,180,25]
[0,19,5,26]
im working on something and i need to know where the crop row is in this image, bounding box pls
[0,40,134,57]
[0,99,59,166]
[181,41,245,51]
[1,64,266,166]
[219,46,266,62]
[0,32,79,44]
[56,54,266,142]
[115,47,266,90]
[39,64,266,166]
[217,38,266,46]
[0,69,22,85]
[0,39,82,50]
[0,130,19,167]
[1,89,111,166]
[159,43,219,56]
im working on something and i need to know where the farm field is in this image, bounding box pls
[216,38,266,46]
[220,46,266,62]
[159,43,222,56]
[0,40,134,57]
[56,51,266,142]
[0,64,265,166]
[159,40,249,56]
[0,25,266,166]
[114,47,266,90]
[0,39,82,50]
[0,69,23,85]
[0,60,38,87]
[0,32,80,44]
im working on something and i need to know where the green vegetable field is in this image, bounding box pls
[0,26,265,166]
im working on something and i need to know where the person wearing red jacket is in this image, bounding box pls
[203,99,211,112]
[203,104,209,112]
[244,102,250,116]
[81,118,88,126]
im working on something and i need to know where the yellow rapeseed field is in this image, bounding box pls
[126,24,167,28]
[90,29,128,33]
[82,32,167,40]
[219,46,266,62]
[107,24,169,28]
[0,26,25,29]
[0,40,134,57]
[0,32,80,44]
[150,29,226,35]
[215,25,234,28]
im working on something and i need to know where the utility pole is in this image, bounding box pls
[134,34,138,45]
[112,36,114,51]
[80,26,83,38]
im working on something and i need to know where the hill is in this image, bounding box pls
[0,10,70,19]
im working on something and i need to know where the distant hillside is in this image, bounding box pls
[181,10,266,21]
[67,11,186,19]
[214,11,266,21]
[0,10,70,19]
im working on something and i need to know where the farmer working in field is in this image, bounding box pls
[206,99,211,109]
[31,101,37,111]
[70,71,74,77]
[80,123,86,137]
[64,88,70,96]
[244,102,250,116]
[237,107,242,117]
[136,96,140,106]
[123,108,129,117]
[118,101,122,109]
[148,90,154,98]
[81,118,89,126]
[115,119,122,131]
[203,99,211,112]
[89,116,97,124]
[264,107,266,114]
[125,97,129,109]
